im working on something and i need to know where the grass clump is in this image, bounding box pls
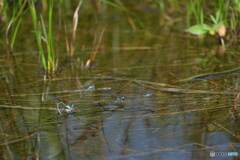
[29,0,57,74]
[186,0,240,45]
[4,0,28,53]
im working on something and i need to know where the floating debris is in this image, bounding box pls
[99,87,112,91]
[143,92,153,97]
[85,84,96,92]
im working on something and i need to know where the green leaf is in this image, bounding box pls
[210,15,217,24]
[186,24,210,35]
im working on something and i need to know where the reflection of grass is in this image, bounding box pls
[29,0,57,74]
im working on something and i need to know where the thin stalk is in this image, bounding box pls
[47,0,55,72]
[69,0,84,56]
[10,16,22,49]
[29,0,47,71]
[5,0,27,51]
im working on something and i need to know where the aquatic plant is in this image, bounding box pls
[186,11,226,45]
[65,0,84,57]
[186,0,240,44]
[29,0,57,74]
[5,0,27,52]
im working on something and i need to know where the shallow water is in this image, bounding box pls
[0,6,240,160]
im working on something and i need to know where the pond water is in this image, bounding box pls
[0,5,240,160]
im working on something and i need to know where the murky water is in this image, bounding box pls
[0,6,240,160]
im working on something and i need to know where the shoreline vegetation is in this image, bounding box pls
[1,0,240,75]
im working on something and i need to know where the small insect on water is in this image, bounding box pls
[57,102,75,115]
